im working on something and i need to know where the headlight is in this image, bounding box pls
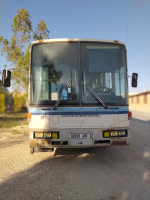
[118,131,126,136]
[34,132,59,139]
[110,131,118,137]
[35,132,43,138]
[44,133,51,138]
[103,130,127,138]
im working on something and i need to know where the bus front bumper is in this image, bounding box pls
[29,137,129,149]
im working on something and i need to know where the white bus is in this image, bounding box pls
[2,38,138,154]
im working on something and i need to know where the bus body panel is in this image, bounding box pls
[29,113,129,130]
[29,106,130,150]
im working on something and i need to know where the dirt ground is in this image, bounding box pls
[0,119,150,200]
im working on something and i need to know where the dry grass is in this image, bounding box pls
[0,112,28,128]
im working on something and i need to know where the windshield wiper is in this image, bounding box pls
[105,103,118,106]
[53,84,67,110]
[53,82,108,110]
[86,86,108,109]
[53,80,71,110]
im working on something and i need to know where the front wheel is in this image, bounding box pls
[30,148,34,154]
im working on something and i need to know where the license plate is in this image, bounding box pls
[70,133,93,139]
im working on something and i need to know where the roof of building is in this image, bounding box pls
[129,91,150,97]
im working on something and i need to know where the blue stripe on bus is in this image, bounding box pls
[40,108,124,112]
[29,106,128,114]
[30,111,128,115]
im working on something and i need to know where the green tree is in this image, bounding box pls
[0,8,50,93]
[33,20,50,40]
[11,8,32,54]
[0,8,32,92]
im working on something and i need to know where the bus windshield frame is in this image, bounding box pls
[30,41,128,106]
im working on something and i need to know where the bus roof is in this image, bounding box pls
[31,38,126,47]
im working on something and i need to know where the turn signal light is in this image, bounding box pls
[26,113,31,122]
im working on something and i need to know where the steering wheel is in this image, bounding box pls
[94,87,111,93]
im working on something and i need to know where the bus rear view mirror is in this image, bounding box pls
[2,69,11,87]
[132,73,138,87]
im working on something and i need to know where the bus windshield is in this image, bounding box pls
[30,43,79,105]
[30,41,128,106]
[81,43,127,105]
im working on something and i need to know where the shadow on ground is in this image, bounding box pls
[132,118,150,125]
[0,145,150,200]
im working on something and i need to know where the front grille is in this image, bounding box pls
[94,140,110,144]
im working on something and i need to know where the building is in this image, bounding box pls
[129,91,150,104]
[129,91,150,112]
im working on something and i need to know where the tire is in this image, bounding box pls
[30,148,34,154]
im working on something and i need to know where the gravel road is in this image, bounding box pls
[0,118,150,200]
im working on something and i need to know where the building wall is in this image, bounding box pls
[129,91,150,105]
[129,91,150,112]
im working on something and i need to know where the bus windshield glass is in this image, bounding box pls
[81,43,127,105]
[30,43,79,105]
[30,41,127,106]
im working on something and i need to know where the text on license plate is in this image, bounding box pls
[70,133,93,139]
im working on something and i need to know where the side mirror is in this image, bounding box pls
[132,73,138,87]
[2,70,11,87]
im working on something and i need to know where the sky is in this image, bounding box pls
[0,0,150,94]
